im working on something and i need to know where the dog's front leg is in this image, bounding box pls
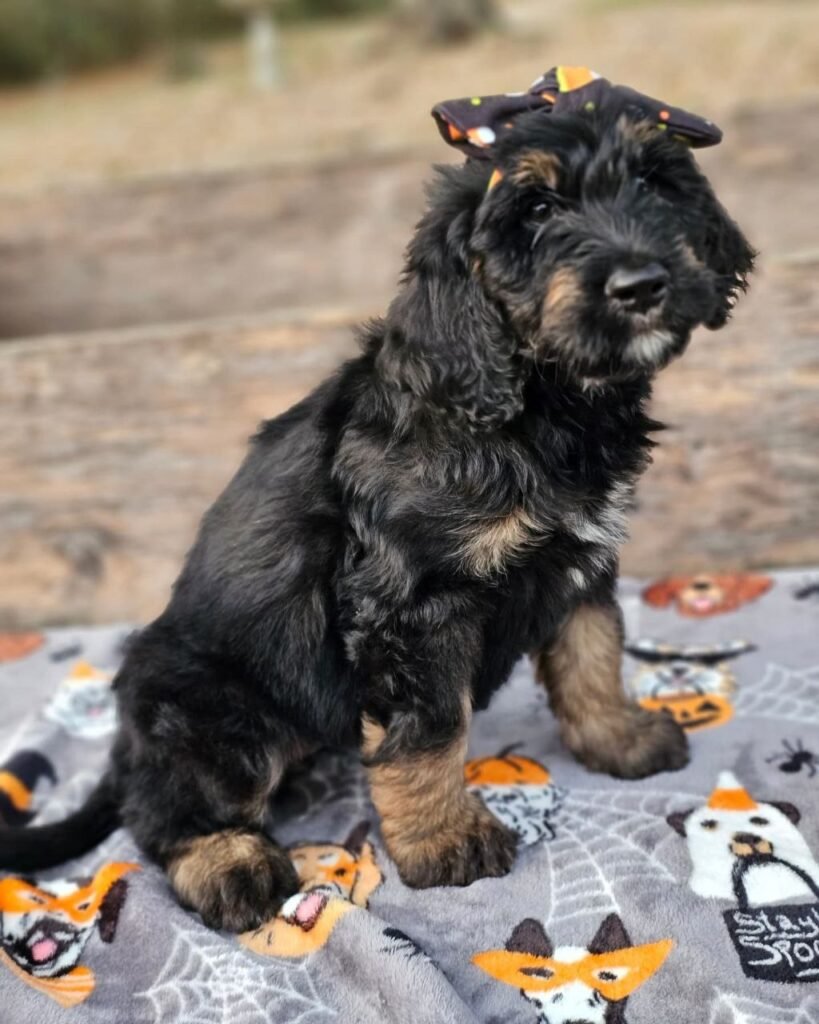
[534,601,689,779]
[361,691,517,888]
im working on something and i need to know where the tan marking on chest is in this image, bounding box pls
[459,507,545,577]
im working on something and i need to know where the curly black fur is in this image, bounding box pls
[0,98,754,929]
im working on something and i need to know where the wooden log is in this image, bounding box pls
[0,259,816,629]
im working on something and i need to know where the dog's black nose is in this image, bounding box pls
[606,263,669,313]
[732,832,761,846]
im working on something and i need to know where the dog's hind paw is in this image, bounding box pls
[167,829,300,932]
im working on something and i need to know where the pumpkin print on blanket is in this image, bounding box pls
[465,747,564,845]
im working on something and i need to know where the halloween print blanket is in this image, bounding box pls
[1,568,818,1023]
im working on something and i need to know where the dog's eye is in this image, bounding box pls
[750,816,769,827]
[700,819,718,830]
[531,201,550,218]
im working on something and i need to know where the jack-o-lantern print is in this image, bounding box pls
[625,640,754,733]
[465,747,563,845]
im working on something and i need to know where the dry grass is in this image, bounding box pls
[0,0,816,192]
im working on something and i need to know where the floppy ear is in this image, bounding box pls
[588,913,632,954]
[699,186,755,329]
[642,578,682,608]
[377,168,525,432]
[666,809,693,836]
[97,878,128,943]
[505,918,554,958]
[731,574,773,603]
[343,821,370,856]
[770,801,801,826]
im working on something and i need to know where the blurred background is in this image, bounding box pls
[0,0,816,627]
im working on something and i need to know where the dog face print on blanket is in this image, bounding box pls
[642,573,772,617]
[465,749,563,845]
[625,640,753,732]
[0,861,138,1007]
[43,661,117,739]
[668,771,819,905]
[0,632,44,663]
[473,913,673,1023]
[240,822,382,959]
[669,772,819,983]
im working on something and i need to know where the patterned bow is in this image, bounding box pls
[432,66,722,159]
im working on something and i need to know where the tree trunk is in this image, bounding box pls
[399,0,496,43]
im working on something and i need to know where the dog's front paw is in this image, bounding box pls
[389,797,518,888]
[168,830,300,932]
[568,706,690,780]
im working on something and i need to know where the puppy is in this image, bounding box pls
[0,70,754,931]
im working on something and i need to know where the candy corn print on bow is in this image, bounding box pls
[431,66,723,160]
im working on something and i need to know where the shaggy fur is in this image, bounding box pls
[0,97,754,931]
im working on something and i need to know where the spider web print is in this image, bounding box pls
[708,991,819,1024]
[542,787,699,930]
[734,663,819,726]
[137,924,336,1024]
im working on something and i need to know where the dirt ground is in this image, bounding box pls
[0,0,816,193]
[0,0,817,625]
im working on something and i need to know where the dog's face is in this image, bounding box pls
[0,864,134,979]
[643,572,772,616]
[669,799,805,865]
[472,106,754,381]
[473,913,673,1024]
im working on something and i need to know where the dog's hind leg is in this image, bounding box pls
[165,826,298,932]
[534,601,689,779]
[116,665,304,932]
[127,739,301,932]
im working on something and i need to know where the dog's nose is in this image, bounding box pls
[732,832,761,846]
[606,263,669,313]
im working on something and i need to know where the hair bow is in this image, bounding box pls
[432,66,722,159]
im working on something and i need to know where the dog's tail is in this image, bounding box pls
[0,773,120,872]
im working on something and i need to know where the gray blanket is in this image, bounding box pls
[1,569,818,1023]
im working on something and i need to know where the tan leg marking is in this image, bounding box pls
[362,704,516,887]
[535,604,689,779]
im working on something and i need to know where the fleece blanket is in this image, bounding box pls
[1,568,818,1024]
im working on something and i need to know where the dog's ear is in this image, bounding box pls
[343,820,370,856]
[699,186,755,329]
[377,167,525,431]
[770,801,801,826]
[642,578,682,608]
[667,809,693,836]
[97,878,128,943]
[505,918,554,958]
[729,573,773,603]
[588,913,632,954]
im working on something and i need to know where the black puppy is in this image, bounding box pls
[0,82,753,932]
